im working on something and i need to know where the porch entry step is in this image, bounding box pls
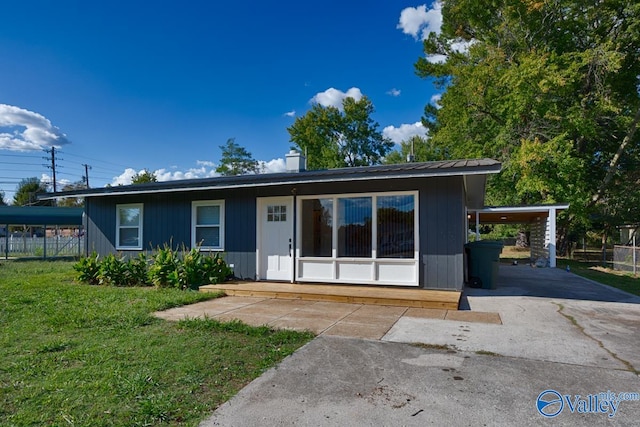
[200,282,461,310]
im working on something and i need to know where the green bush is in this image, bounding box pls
[147,244,179,288]
[74,245,232,289]
[98,253,129,286]
[73,251,101,285]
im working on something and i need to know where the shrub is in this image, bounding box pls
[98,253,129,286]
[148,244,179,288]
[74,245,232,289]
[73,251,101,285]
[127,253,151,286]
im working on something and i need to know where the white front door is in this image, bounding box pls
[257,196,294,281]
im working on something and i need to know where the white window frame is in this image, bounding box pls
[116,203,143,250]
[296,191,419,286]
[192,200,225,251]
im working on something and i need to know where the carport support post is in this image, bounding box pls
[4,224,7,260]
[475,211,480,241]
[633,234,637,276]
[549,208,557,268]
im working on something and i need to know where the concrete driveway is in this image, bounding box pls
[198,265,640,426]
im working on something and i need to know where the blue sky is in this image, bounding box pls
[0,1,444,203]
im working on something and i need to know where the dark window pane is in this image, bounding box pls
[196,226,220,247]
[338,197,372,258]
[301,198,333,257]
[197,205,220,225]
[377,195,414,258]
[119,227,139,247]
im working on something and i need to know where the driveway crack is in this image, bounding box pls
[553,302,638,374]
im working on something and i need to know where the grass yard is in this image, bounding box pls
[557,258,640,297]
[0,260,314,426]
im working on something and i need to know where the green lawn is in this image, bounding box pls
[557,258,640,297]
[0,260,314,426]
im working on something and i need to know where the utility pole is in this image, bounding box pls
[82,163,92,188]
[43,147,62,193]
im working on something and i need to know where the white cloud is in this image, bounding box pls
[196,160,216,167]
[383,122,428,144]
[397,2,442,40]
[311,87,363,109]
[284,110,296,117]
[0,104,71,151]
[111,168,139,186]
[258,158,286,173]
[40,172,71,191]
[424,39,474,63]
[108,157,290,187]
[430,93,442,108]
[386,88,401,97]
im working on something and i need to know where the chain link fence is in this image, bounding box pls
[613,245,640,274]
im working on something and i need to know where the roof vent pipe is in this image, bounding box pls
[285,150,306,173]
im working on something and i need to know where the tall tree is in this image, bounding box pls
[415,0,640,248]
[0,190,6,206]
[288,96,393,169]
[131,169,158,184]
[57,181,86,207]
[216,138,259,176]
[384,135,447,164]
[13,177,51,206]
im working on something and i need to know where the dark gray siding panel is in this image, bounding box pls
[420,177,465,290]
[85,198,116,255]
[85,175,468,287]
[85,189,259,279]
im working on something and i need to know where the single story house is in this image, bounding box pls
[43,153,501,291]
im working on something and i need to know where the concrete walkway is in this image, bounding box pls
[195,265,640,426]
[155,296,501,340]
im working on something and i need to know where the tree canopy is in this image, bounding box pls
[415,0,640,245]
[215,138,259,176]
[0,190,6,206]
[13,177,51,206]
[287,96,393,169]
[131,169,158,184]
[57,181,86,207]
[384,135,447,164]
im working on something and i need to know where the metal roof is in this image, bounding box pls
[40,158,502,199]
[0,206,84,225]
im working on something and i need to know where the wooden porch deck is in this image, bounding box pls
[199,282,461,310]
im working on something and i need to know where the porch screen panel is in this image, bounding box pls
[377,195,415,258]
[301,198,333,257]
[338,197,372,258]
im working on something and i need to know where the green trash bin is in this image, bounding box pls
[465,240,503,289]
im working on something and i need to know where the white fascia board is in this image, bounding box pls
[470,204,570,214]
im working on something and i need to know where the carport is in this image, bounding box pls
[0,206,84,259]
[467,204,569,268]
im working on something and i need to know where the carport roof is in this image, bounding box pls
[468,204,569,224]
[0,206,83,226]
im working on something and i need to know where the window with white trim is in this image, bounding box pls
[300,192,417,259]
[116,203,143,250]
[192,200,225,250]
